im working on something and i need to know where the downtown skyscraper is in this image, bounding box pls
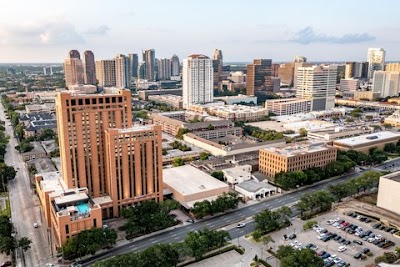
[83,50,97,85]
[63,50,84,87]
[171,54,180,77]
[142,49,156,81]
[368,48,386,80]
[246,59,273,97]
[115,54,130,88]
[182,54,213,108]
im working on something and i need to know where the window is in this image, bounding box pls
[65,225,69,234]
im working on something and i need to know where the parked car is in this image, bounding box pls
[354,252,362,259]
[338,246,347,252]
[186,219,194,223]
[353,240,363,245]
[33,223,38,228]
[361,248,370,254]
[289,234,297,240]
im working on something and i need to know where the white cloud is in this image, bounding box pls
[84,25,110,35]
[0,19,85,46]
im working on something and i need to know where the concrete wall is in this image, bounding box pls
[377,176,400,215]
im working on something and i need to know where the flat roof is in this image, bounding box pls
[334,131,400,146]
[236,180,275,192]
[262,141,332,157]
[54,192,89,205]
[381,171,400,183]
[163,165,228,196]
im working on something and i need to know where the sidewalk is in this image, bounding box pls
[231,236,279,267]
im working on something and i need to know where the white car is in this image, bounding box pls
[327,220,335,225]
[375,234,382,240]
[312,225,320,231]
[236,223,246,228]
[33,222,38,228]
[333,257,343,264]
[332,222,340,227]
[337,246,347,252]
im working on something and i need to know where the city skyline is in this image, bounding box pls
[1,0,400,63]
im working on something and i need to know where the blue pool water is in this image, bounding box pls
[77,203,90,214]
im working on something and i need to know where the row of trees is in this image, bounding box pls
[243,125,287,141]
[375,248,400,264]
[0,215,31,258]
[275,153,356,190]
[92,228,230,267]
[169,140,192,151]
[296,171,381,219]
[62,227,117,260]
[191,192,240,219]
[253,206,292,238]
[121,200,180,239]
[274,149,386,190]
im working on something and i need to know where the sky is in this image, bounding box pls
[1,0,400,63]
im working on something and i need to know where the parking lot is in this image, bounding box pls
[270,210,399,267]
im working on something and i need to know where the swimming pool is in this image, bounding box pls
[76,203,90,214]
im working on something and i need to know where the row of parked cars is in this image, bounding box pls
[346,212,396,249]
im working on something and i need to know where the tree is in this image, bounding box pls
[38,129,55,141]
[15,124,24,139]
[134,110,149,120]
[383,143,396,153]
[211,171,224,181]
[277,246,324,267]
[261,235,274,250]
[184,229,229,260]
[254,207,291,234]
[299,128,308,137]
[172,157,184,167]
[176,128,190,139]
[199,152,211,160]
[121,201,177,239]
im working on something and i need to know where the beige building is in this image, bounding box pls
[265,98,311,116]
[384,110,400,127]
[148,94,183,109]
[163,165,229,208]
[204,104,268,122]
[377,171,400,215]
[332,131,400,153]
[64,58,84,87]
[35,172,102,248]
[353,91,380,101]
[259,142,337,181]
[385,62,400,72]
[96,60,116,87]
[104,125,163,217]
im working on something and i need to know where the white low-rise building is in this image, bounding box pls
[234,180,276,200]
[222,165,252,185]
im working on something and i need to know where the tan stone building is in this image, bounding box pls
[264,98,311,116]
[377,171,400,215]
[35,90,164,247]
[35,172,102,248]
[259,142,337,181]
[104,125,163,217]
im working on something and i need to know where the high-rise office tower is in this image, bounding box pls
[64,50,84,87]
[143,49,156,81]
[128,53,139,79]
[56,90,163,217]
[278,63,294,86]
[83,50,97,85]
[293,56,309,89]
[138,61,146,79]
[171,54,180,76]
[43,66,53,75]
[271,64,280,77]
[95,60,116,87]
[69,49,80,59]
[157,58,171,80]
[345,62,356,79]
[246,59,272,96]
[212,49,223,89]
[368,48,386,79]
[115,54,130,88]
[182,54,213,108]
[296,65,337,111]
[372,71,400,97]
[104,125,163,216]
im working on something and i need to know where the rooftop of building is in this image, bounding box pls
[185,120,234,130]
[207,104,267,113]
[188,54,209,59]
[148,94,182,100]
[22,141,46,155]
[20,112,54,121]
[380,171,400,183]
[163,165,228,196]
[214,94,256,100]
[223,165,251,178]
[333,131,400,146]
[36,171,65,193]
[261,141,333,157]
[236,180,275,192]
[111,124,158,134]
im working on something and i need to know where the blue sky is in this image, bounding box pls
[1,0,399,62]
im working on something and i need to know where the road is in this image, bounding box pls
[81,160,400,267]
[0,105,51,267]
